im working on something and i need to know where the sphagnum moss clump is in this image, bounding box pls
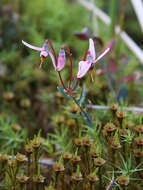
[0,105,143,190]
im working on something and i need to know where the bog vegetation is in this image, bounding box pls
[0,0,143,189]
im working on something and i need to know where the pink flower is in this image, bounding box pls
[22,40,56,70]
[77,60,92,78]
[77,38,114,78]
[57,46,66,71]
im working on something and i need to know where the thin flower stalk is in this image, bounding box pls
[64,45,73,89]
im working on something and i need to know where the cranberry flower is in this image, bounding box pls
[22,38,113,93]
[22,40,56,69]
[57,45,66,71]
[77,38,114,78]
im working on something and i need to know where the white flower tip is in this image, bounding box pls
[89,38,93,43]
[22,40,26,45]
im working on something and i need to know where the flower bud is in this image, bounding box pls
[57,46,66,71]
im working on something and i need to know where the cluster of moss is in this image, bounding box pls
[0,103,143,189]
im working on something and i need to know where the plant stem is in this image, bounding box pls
[101,60,116,100]
[72,96,92,125]
[115,0,127,61]
[72,78,79,92]
[119,0,127,31]
[98,167,102,190]
[27,155,31,176]
[109,0,117,38]
[64,45,73,89]
[83,50,89,61]
[34,150,38,175]
[48,40,67,90]
[58,71,67,90]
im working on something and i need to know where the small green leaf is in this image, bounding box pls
[79,86,86,105]
[57,86,71,99]
[69,113,81,119]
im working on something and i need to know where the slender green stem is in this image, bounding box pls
[72,96,91,125]
[115,0,127,61]
[27,155,31,176]
[119,0,127,31]
[109,0,117,38]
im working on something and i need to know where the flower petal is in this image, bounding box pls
[77,60,92,78]
[42,41,49,50]
[22,40,42,51]
[57,47,66,71]
[40,50,48,57]
[48,50,56,70]
[94,39,114,63]
[89,38,96,60]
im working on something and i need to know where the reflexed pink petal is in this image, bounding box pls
[104,39,114,51]
[74,27,91,41]
[119,73,136,82]
[74,32,89,40]
[89,38,96,60]
[22,40,42,51]
[42,41,49,50]
[48,50,56,70]
[57,47,66,71]
[93,36,103,47]
[109,57,117,73]
[94,48,110,63]
[77,60,92,78]
[94,39,114,63]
